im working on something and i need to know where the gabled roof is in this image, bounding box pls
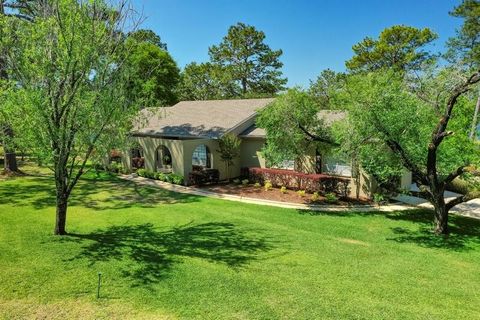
[133,98,275,139]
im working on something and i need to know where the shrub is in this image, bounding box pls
[280,186,287,194]
[155,172,167,182]
[311,192,320,202]
[264,180,273,191]
[297,190,306,197]
[233,178,241,184]
[325,192,338,203]
[241,179,249,186]
[188,169,220,186]
[254,182,261,188]
[247,167,349,196]
[373,193,385,205]
[170,174,184,185]
[137,168,147,177]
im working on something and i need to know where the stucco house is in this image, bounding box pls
[123,98,412,198]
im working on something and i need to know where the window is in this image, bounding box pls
[131,146,144,169]
[322,153,352,177]
[156,145,172,171]
[192,144,211,168]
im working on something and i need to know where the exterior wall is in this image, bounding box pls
[182,138,241,183]
[239,138,266,168]
[127,136,186,177]
[400,169,412,190]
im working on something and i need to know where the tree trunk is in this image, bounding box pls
[54,192,68,235]
[432,193,449,235]
[469,95,480,140]
[2,125,18,172]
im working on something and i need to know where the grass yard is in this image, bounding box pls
[1,170,480,319]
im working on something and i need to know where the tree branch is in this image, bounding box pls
[298,124,338,146]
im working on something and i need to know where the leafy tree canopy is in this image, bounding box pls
[177,62,239,100]
[256,88,333,167]
[124,30,180,107]
[346,25,438,73]
[127,29,167,50]
[446,0,480,67]
[308,69,346,109]
[209,22,287,96]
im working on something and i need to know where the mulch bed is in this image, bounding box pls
[199,182,372,206]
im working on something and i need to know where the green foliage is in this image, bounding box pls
[280,186,287,194]
[296,190,306,197]
[308,69,346,109]
[177,62,239,100]
[446,0,480,67]
[242,179,249,186]
[253,182,261,188]
[127,29,168,50]
[373,193,386,205]
[256,88,333,167]
[325,192,338,203]
[233,178,241,184]
[346,25,438,73]
[124,34,180,108]
[217,133,241,180]
[337,70,480,186]
[137,169,184,185]
[209,22,287,96]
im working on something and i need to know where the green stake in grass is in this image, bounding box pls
[97,272,102,299]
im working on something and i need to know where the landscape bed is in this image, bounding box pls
[1,169,480,319]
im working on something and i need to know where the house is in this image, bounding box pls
[123,98,412,198]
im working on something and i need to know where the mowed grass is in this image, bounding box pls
[1,170,480,319]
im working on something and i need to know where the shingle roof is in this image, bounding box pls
[239,110,347,138]
[133,98,275,139]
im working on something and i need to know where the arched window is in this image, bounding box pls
[192,144,211,169]
[156,145,172,172]
[131,146,144,169]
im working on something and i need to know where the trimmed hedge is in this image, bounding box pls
[246,167,350,197]
[137,169,184,185]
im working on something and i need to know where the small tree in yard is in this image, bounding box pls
[342,70,480,235]
[2,0,141,235]
[217,133,241,181]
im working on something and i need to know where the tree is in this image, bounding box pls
[124,33,180,108]
[177,62,239,100]
[0,0,39,172]
[308,69,346,109]
[341,70,480,235]
[209,22,287,96]
[446,0,480,140]
[346,25,438,73]
[256,88,335,167]
[3,0,141,235]
[216,133,241,181]
[127,29,167,50]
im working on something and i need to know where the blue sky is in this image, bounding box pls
[131,0,462,87]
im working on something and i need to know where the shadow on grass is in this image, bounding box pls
[298,208,480,251]
[0,173,200,210]
[62,222,274,286]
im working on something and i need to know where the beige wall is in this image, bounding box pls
[240,138,266,168]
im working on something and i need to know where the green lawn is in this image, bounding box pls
[1,170,480,319]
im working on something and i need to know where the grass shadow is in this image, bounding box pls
[62,222,274,287]
[298,208,480,251]
[0,173,200,210]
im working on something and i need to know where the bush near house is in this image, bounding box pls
[137,169,184,185]
[246,167,349,197]
[188,169,220,186]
